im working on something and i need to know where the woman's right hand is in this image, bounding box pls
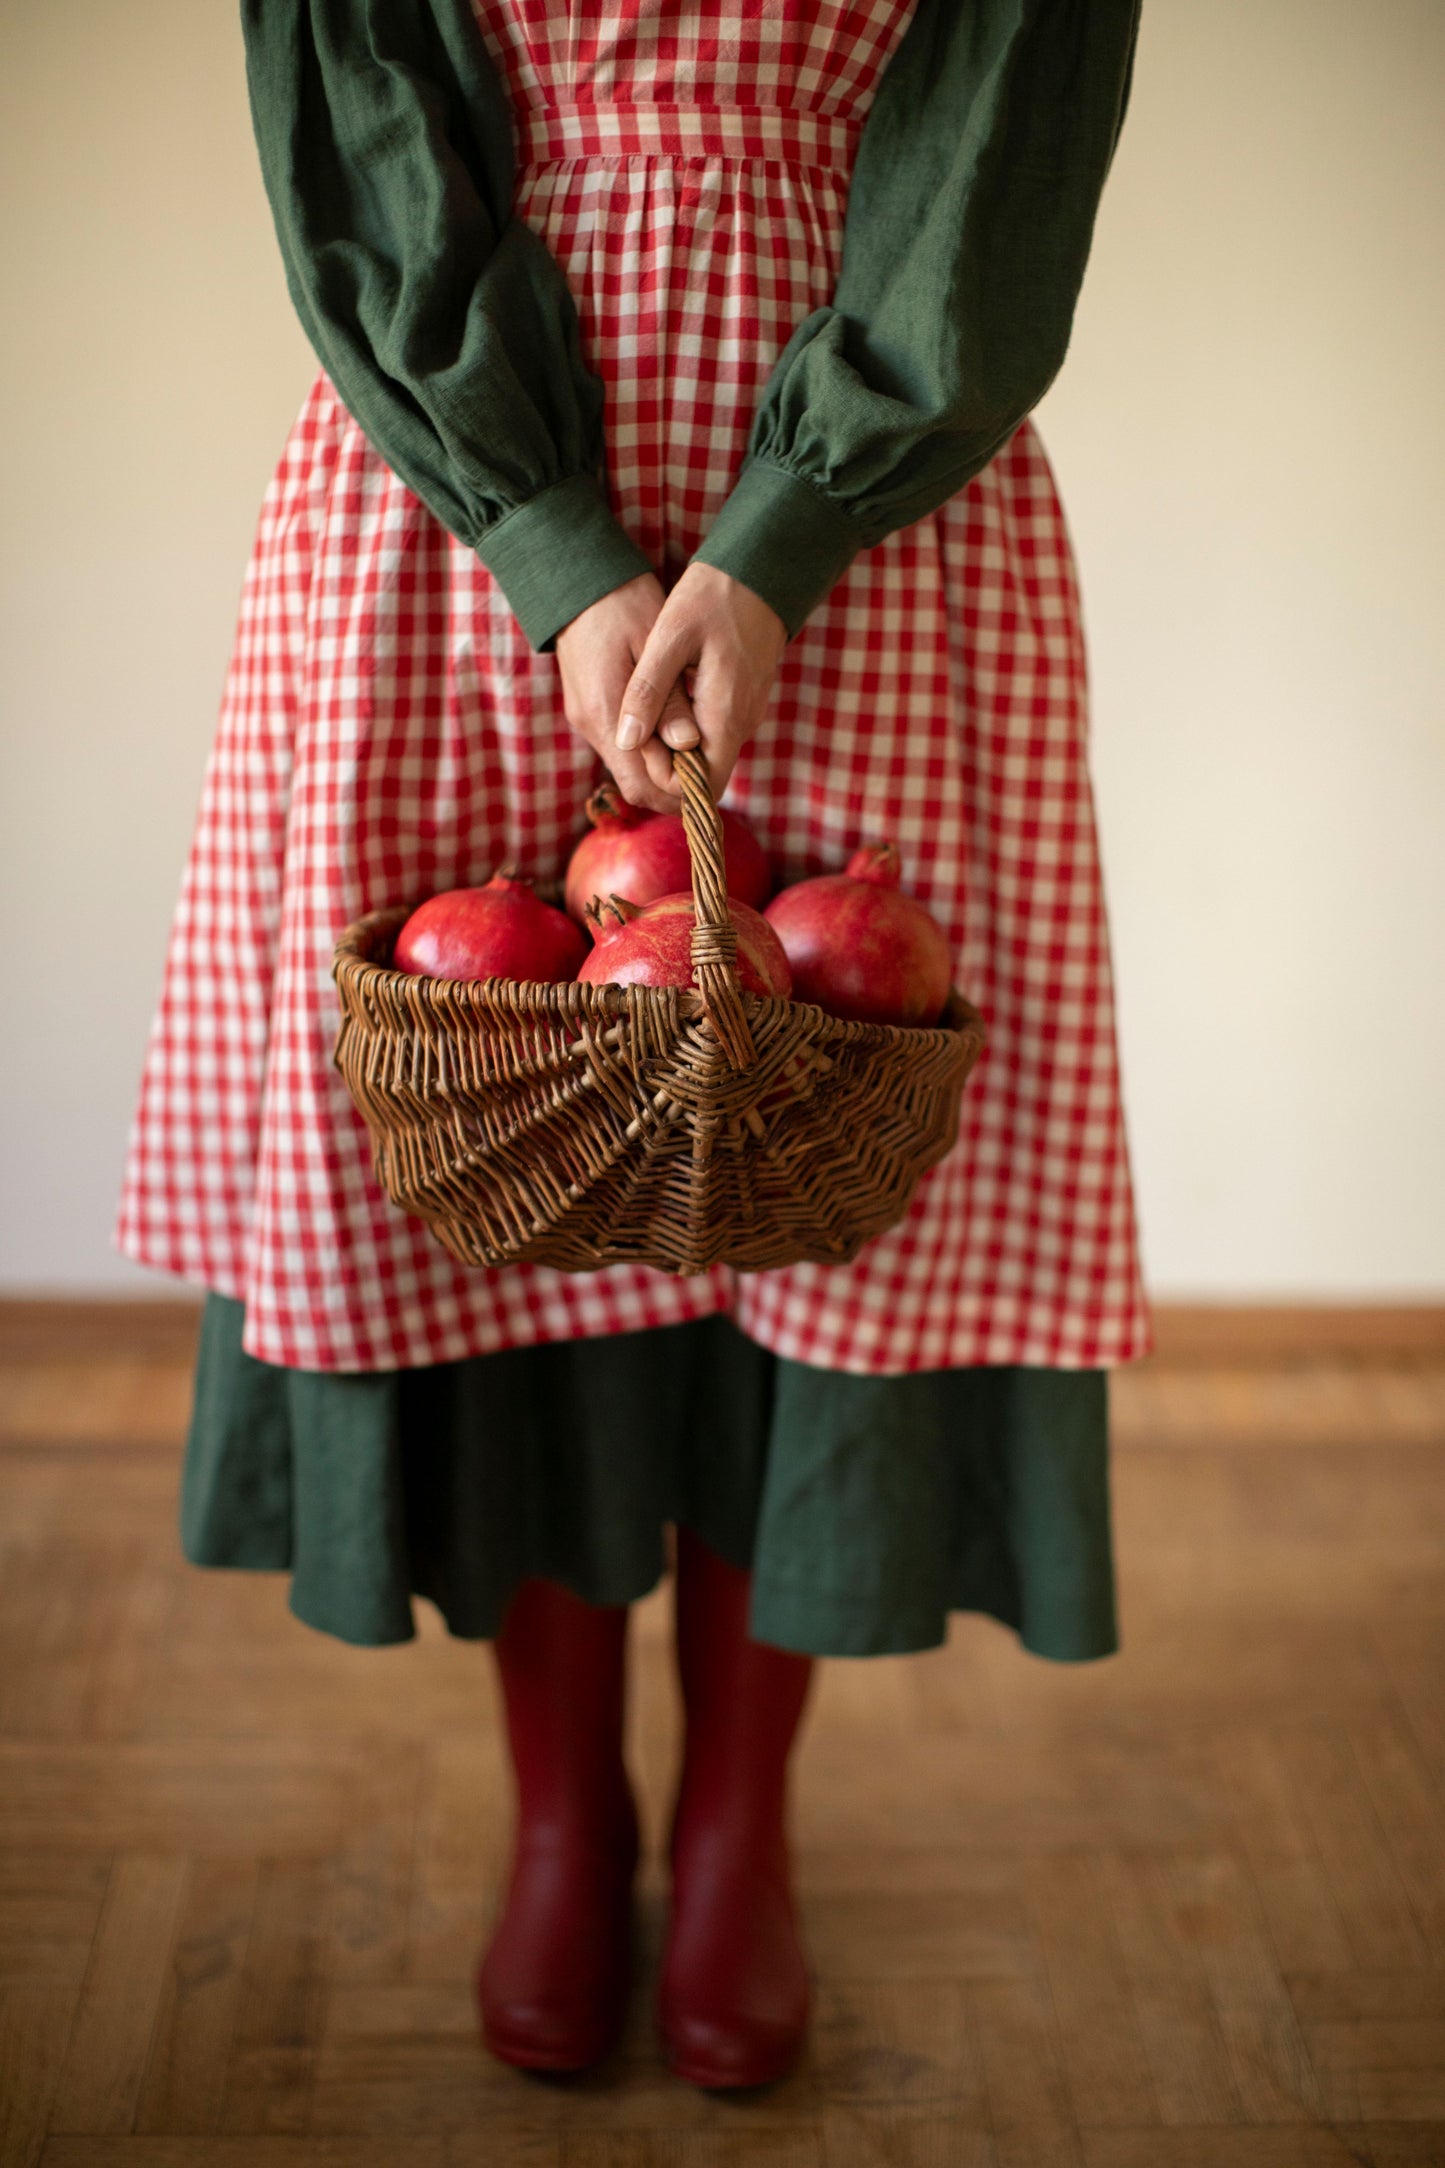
[554,573,700,814]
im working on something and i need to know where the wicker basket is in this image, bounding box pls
[332,745,986,1275]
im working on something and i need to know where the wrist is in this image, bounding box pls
[679,560,787,650]
[689,459,866,640]
[475,475,654,654]
[556,569,662,653]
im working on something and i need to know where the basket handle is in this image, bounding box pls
[674,742,756,1071]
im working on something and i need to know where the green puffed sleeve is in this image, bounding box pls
[241,0,653,652]
[691,0,1141,640]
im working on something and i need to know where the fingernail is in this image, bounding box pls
[616,715,645,751]
[661,716,699,748]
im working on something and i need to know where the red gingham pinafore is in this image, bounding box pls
[117,0,1151,1376]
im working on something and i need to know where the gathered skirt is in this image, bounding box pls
[183,1294,1117,1662]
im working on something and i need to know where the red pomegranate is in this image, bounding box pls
[393,870,587,983]
[563,783,772,922]
[763,844,953,1027]
[578,892,792,1000]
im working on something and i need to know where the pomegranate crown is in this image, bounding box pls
[585,782,649,832]
[582,891,643,942]
[844,841,902,889]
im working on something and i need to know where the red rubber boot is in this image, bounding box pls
[476,1577,639,2072]
[657,1525,816,2088]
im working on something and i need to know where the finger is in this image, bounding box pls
[639,736,678,799]
[635,675,703,799]
[687,669,752,801]
[606,738,677,816]
[617,619,696,753]
[655,677,699,751]
[562,654,633,764]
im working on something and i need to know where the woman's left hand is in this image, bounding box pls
[614,563,787,801]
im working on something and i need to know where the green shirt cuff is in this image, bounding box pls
[689,458,869,640]
[475,473,654,653]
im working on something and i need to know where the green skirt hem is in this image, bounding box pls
[181,1294,1120,1664]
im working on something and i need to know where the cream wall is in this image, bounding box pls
[2,0,1442,1298]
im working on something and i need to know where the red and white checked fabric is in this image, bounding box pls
[117,0,1151,1375]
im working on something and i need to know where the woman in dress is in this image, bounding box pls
[119,0,1148,2090]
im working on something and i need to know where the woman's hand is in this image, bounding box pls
[554,573,700,814]
[615,563,788,801]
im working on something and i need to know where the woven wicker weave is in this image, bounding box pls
[333,746,986,1275]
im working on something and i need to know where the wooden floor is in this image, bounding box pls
[1,1313,1443,2167]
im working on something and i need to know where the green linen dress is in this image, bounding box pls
[186,1295,1117,1659]
[167,0,1142,1663]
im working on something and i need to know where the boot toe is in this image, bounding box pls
[482,1987,627,2073]
[659,2001,807,2090]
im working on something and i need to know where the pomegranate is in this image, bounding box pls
[563,783,772,922]
[393,869,587,983]
[763,844,953,1027]
[578,893,792,1000]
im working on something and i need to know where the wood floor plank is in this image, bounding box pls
[1302,2020,1445,2122]
[455,2141,562,2168]
[796,1728,1233,1854]
[1154,1851,1325,2125]
[1346,1716,1445,1959]
[403,1740,506,1986]
[970,1970,1085,2168]
[311,1979,629,2136]
[1357,2127,1445,2166]
[38,2144,454,2167]
[812,1655,919,1742]
[1113,1361,1445,1451]
[557,2139,823,2168]
[1287,1975,1445,2023]
[0,1984,80,2168]
[219,1861,332,2138]
[965,1613,1391,1739]
[0,1863,111,1991]
[82,1570,177,1746]
[803,1884,1033,1985]
[0,1456,179,1553]
[48,1856,190,2136]
[0,1551,105,1739]
[817,2118,999,2168]
[0,1300,202,1365]
[1223,1733,1356,1977]
[1372,1624,1445,1766]
[134,1858,258,2137]
[1107,1439,1445,1626]
[1277,1733,1433,1974]
[810,1979,986,2120]
[1079,2132,1390,2165]
[0,1856,112,1901]
[325,1738,422,1989]
[1101,1850,1244,2127]
[0,1363,193,1449]
[133,1583,489,1747]
[1028,1850,1157,2129]
[0,1743,351,1860]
